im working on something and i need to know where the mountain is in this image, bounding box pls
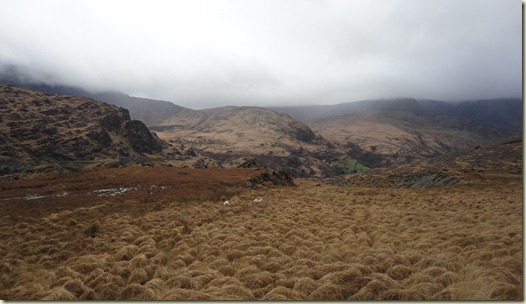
[2,73,521,176]
[0,85,170,175]
[272,98,522,167]
[150,106,342,177]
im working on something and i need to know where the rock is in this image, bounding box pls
[125,120,164,153]
[244,169,295,189]
[238,159,261,168]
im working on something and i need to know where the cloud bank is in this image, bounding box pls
[0,0,521,108]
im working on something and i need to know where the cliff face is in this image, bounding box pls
[0,85,167,174]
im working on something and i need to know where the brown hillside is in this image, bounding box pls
[308,111,487,167]
[152,106,343,177]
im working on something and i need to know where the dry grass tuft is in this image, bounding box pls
[262,286,301,300]
[62,279,85,297]
[40,287,77,300]
[166,276,200,290]
[66,255,106,275]
[130,254,149,268]
[380,288,425,300]
[128,268,150,285]
[85,272,124,299]
[118,283,154,300]
[150,252,168,266]
[387,264,413,280]
[161,288,213,300]
[239,271,276,289]
[218,265,236,276]
[116,245,139,261]
[205,284,256,300]
[489,282,522,300]
[308,283,345,300]
[293,277,320,298]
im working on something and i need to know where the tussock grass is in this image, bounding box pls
[238,271,275,289]
[118,283,154,300]
[1,177,521,300]
[262,286,301,300]
[308,282,346,300]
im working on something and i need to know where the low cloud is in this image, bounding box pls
[0,0,521,108]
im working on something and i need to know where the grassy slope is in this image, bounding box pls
[0,171,521,300]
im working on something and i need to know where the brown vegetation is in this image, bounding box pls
[0,168,521,300]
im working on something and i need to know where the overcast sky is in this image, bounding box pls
[0,0,522,109]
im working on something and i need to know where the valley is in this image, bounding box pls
[0,0,521,300]
[1,83,521,179]
[0,84,522,300]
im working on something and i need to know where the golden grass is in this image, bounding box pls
[0,174,521,300]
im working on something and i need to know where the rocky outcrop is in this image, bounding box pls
[0,85,169,175]
[243,169,295,189]
[125,120,164,153]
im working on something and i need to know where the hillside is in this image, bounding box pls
[308,111,485,167]
[272,98,522,129]
[151,106,342,177]
[1,78,520,176]
[0,85,170,175]
[323,135,523,189]
[273,98,522,168]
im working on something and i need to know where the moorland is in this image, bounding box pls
[0,84,522,300]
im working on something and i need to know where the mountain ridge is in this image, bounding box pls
[0,78,521,176]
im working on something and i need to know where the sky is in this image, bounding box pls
[0,0,522,109]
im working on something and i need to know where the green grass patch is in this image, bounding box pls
[333,157,369,175]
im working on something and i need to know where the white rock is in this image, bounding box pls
[223,200,230,206]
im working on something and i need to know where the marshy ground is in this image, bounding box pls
[0,168,522,300]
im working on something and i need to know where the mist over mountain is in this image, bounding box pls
[272,98,522,168]
[271,97,522,131]
[0,70,189,127]
[0,75,521,177]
